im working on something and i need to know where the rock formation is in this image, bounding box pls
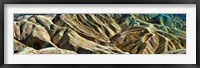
[14,14,186,54]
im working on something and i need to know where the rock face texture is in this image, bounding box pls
[14,14,186,54]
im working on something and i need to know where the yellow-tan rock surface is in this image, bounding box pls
[14,14,186,54]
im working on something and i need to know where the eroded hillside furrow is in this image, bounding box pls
[14,14,186,54]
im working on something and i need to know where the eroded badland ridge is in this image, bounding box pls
[14,14,186,54]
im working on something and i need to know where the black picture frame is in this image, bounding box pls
[0,0,199,68]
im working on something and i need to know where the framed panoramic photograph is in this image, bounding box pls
[0,0,199,68]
